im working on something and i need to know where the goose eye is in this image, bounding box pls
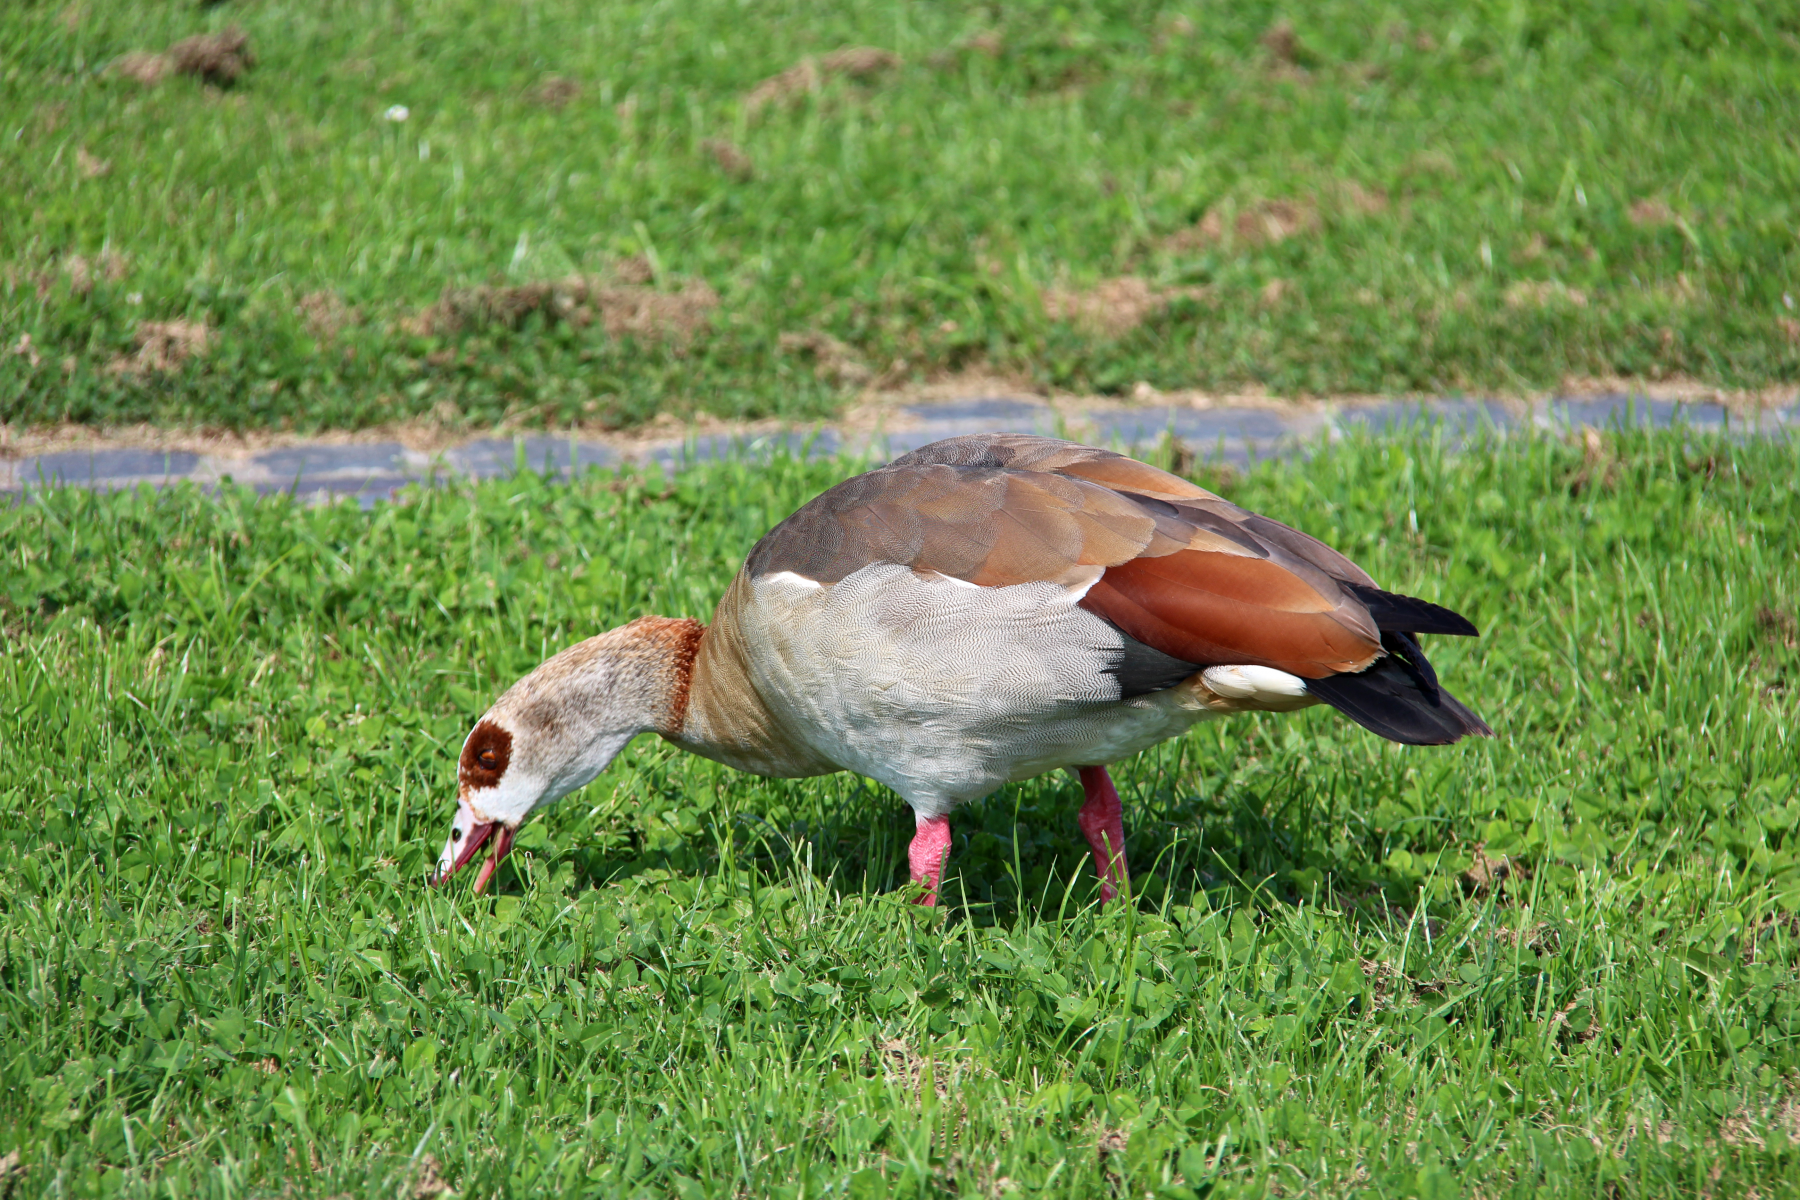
[477,749,499,771]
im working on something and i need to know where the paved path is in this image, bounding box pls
[4,393,1794,507]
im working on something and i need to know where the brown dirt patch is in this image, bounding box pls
[404,275,719,344]
[819,46,902,78]
[1566,425,1618,495]
[108,319,211,376]
[64,250,131,297]
[1645,273,1699,308]
[410,1153,449,1199]
[872,1035,986,1105]
[963,30,1004,57]
[76,148,111,179]
[1167,197,1319,253]
[1358,958,1402,1007]
[527,76,581,110]
[1548,996,1600,1043]
[1259,278,1290,306]
[745,46,901,113]
[297,291,358,340]
[110,26,254,88]
[1514,233,1548,263]
[1261,20,1303,66]
[1259,19,1315,81]
[1459,844,1519,899]
[1043,276,1207,338]
[1492,922,1560,955]
[1506,281,1587,309]
[609,254,656,286]
[1339,181,1389,215]
[778,330,871,386]
[1629,198,1677,227]
[109,51,173,86]
[702,138,755,181]
[10,334,42,370]
[170,27,255,86]
[1155,14,1197,51]
[1757,606,1799,649]
[1779,316,1800,346]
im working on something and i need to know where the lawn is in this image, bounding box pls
[2,425,1799,1196]
[3,0,1799,433]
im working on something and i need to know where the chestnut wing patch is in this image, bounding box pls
[1081,552,1379,678]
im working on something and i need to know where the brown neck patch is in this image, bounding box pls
[620,615,706,732]
[459,719,513,789]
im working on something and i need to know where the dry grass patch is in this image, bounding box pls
[108,26,255,88]
[1566,426,1620,495]
[1548,996,1601,1043]
[1756,606,1799,650]
[171,27,255,86]
[1459,845,1519,899]
[75,148,110,179]
[64,250,131,296]
[962,30,1005,57]
[108,51,173,86]
[1042,276,1206,338]
[778,330,871,386]
[1339,181,1390,215]
[702,138,755,181]
[410,1153,450,1199]
[1629,198,1677,227]
[1505,281,1588,309]
[108,319,211,376]
[297,291,358,340]
[1779,316,1800,346]
[1260,20,1304,67]
[526,76,581,110]
[1492,922,1561,956]
[745,47,901,114]
[10,334,42,370]
[404,274,719,344]
[873,1036,988,1104]
[1166,197,1319,254]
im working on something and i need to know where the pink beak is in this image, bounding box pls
[432,819,516,894]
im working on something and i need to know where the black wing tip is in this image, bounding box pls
[1305,654,1491,747]
[1344,582,1480,638]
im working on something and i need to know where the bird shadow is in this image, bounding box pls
[546,744,1428,932]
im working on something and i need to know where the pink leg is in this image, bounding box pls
[908,813,952,907]
[1077,766,1129,904]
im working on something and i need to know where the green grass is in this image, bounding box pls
[3,0,1798,432]
[3,426,1800,1197]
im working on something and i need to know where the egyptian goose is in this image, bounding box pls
[434,433,1489,903]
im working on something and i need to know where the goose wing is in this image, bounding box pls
[746,433,1489,743]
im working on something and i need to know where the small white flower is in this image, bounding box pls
[383,105,410,123]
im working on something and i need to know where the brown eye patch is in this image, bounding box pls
[459,720,512,789]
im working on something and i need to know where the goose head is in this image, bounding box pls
[431,616,703,893]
